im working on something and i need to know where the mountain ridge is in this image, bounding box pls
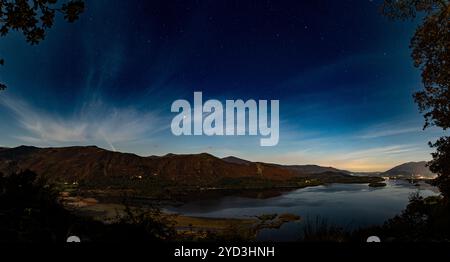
[0,146,298,186]
[0,146,385,192]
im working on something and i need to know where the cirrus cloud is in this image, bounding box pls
[0,95,167,151]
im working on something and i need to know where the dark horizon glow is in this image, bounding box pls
[0,0,445,172]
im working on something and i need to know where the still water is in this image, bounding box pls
[165,180,439,241]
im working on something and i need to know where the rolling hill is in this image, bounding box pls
[0,146,383,192]
[0,146,297,185]
[380,161,436,179]
[222,156,350,175]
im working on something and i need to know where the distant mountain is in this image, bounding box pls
[349,171,382,177]
[380,161,436,179]
[222,156,350,175]
[276,164,350,176]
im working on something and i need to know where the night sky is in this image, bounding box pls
[0,0,444,171]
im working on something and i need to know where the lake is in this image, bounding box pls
[164,180,439,241]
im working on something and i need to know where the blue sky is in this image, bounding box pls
[0,0,445,171]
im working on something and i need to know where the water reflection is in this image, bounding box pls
[164,180,439,241]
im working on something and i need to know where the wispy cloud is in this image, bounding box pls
[333,145,421,160]
[0,95,167,151]
[358,127,421,139]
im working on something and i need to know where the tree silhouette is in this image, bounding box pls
[0,170,176,242]
[382,0,450,199]
[0,0,85,90]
